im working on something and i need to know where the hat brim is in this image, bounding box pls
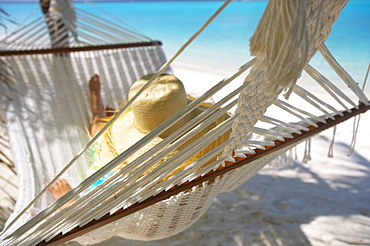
[100,105,229,175]
[100,111,164,163]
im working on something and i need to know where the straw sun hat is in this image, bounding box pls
[101,74,229,176]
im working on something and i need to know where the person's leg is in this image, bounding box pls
[48,179,74,208]
[48,75,107,208]
[89,74,107,136]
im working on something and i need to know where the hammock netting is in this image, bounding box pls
[0,0,369,245]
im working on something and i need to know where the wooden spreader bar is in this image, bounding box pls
[0,41,162,56]
[38,102,370,246]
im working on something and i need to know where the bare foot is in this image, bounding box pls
[89,74,107,135]
[48,179,74,208]
[89,74,105,117]
[89,74,101,93]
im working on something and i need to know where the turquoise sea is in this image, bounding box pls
[1,1,370,88]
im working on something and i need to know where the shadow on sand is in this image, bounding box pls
[65,135,370,246]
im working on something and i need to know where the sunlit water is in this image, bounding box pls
[1,1,369,90]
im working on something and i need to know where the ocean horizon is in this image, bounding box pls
[1,0,369,91]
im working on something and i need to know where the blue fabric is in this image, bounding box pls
[89,171,114,190]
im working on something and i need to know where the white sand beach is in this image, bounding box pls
[0,59,368,246]
[62,63,370,246]
[0,56,368,246]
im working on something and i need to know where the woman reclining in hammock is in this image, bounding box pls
[49,73,230,206]
[48,74,108,202]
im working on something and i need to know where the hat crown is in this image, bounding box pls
[128,74,189,136]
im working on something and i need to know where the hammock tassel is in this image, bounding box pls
[327,125,336,158]
[348,115,361,157]
[302,138,312,164]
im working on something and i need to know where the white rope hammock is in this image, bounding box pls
[1,1,151,50]
[0,0,369,245]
